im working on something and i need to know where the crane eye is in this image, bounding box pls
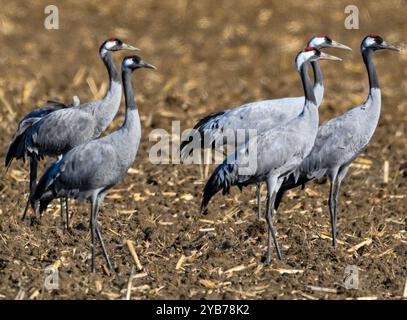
[374,36,383,44]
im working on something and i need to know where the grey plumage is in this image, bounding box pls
[19,40,138,158]
[181,36,351,156]
[33,55,156,272]
[5,97,79,168]
[201,48,342,263]
[5,38,139,221]
[275,35,400,246]
[182,35,351,219]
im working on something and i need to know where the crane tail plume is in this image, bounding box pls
[32,160,63,212]
[274,173,312,210]
[200,162,239,215]
[5,104,66,169]
[5,132,26,168]
[180,111,225,160]
[38,192,55,216]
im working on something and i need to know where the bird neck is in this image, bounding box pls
[311,61,323,87]
[311,61,324,106]
[87,49,122,136]
[122,68,138,128]
[300,62,317,108]
[100,50,120,93]
[362,48,379,91]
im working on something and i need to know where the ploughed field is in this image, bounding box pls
[0,0,406,299]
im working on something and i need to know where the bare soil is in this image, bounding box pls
[0,0,406,299]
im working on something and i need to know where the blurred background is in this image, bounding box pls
[0,0,406,300]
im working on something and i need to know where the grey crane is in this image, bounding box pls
[5,38,139,225]
[5,96,80,222]
[200,47,342,263]
[181,35,351,220]
[32,55,156,272]
[274,35,400,247]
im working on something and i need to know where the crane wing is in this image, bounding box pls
[181,96,305,158]
[51,140,120,193]
[29,108,97,156]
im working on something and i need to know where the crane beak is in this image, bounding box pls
[141,62,157,70]
[319,52,342,61]
[330,40,352,51]
[121,43,141,51]
[380,41,400,52]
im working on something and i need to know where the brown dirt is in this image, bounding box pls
[0,0,406,300]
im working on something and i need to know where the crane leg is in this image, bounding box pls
[58,198,72,232]
[59,198,64,229]
[95,225,114,273]
[328,178,337,247]
[65,198,71,230]
[332,165,349,246]
[265,177,282,264]
[22,201,30,221]
[22,157,38,221]
[265,192,273,263]
[90,199,97,273]
[93,193,114,273]
[256,182,262,220]
[265,192,282,263]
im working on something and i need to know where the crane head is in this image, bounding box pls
[100,38,140,55]
[361,35,400,52]
[308,34,352,51]
[122,55,157,71]
[296,47,342,71]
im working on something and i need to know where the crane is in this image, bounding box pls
[5,96,80,225]
[32,55,156,272]
[5,38,139,226]
[274,35,400,247]
[200,47,342,263]
[181,35,351,219]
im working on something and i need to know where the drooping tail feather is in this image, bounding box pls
[5,106,62,168]
[181,111,225,159]
[32,160,63,212]
[274,173,311,210]
[39,191,55,216]
[5,132,26,168]
[200,162,239,215]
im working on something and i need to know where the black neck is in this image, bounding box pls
[122,68,137,112]
[300,62,317,106]
[311,61,323,87]
[362,48,379,90]
[100,50,120,86]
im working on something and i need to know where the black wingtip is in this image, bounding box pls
[39,196,53,216]
[273,187,285,211]
[4,148,17,170]
[4,157,11,170]
[200,177,216,216]
[200,191,211,216]
[5,141,18,169]
[200,162,233,216]
[32,167,52,203]
[193,111,225,130]
[274,174,312,210]
[200,205,209,215]
[180,111,226,157]
[180,137,191,153]
[180,137,195,160]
